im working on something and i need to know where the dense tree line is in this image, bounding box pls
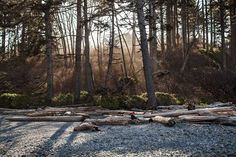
[0,0,235,107]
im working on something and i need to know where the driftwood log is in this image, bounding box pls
[178,115,236,126]
[6,116,86,122]
[85,116,130,125]
[150,116,176,127]
[74,122,100,132]
[1,109,36,115]
[144,107,235,118]
[27,110,90,117]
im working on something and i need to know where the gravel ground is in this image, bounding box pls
[0,115,236,157]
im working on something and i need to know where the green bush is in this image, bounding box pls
[94,96,120,110]
[118,76,137,87]
[80,91,92,103]
[52,93,74,105]
[0,93,31,109]
[52,91,92,105]
[94,95,147,110]
[140,92,183,106]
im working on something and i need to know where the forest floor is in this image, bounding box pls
[1,114,236,157]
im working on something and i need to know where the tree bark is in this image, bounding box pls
[135,0,157,108]
[230,1,236,66]
[160,2,165,54]
[220,0,227,70]
[84,0,94,95]
[75,0,82,103]
[105,0,115,87]
[45,5,54,102]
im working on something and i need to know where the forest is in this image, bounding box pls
[0,0,236,109]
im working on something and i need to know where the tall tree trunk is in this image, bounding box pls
[2,27,5,58]
[116,15,128,77]
[84,0,94,96]
[220,0,227,70]
[172,1,177,48]
[105,0,115,87]
[148,0,158,71]
[181,0,187,60]
[75,0,82,103]
[205,0,209,52]
[160,1,165,54]
[210,0,213,50]
[166,0,172,59]
[135,0,157,108]
[230,0,236,67]
[45,6,54,102]
[202,0,205,48]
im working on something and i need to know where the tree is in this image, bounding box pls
[84,0,95,96]
[43,0,54,102]
[135,0,157,108]
[75,0,82,103]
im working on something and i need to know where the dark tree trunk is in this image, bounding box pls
[84,0,94,96]
[230,0,236,67]
[220,0,227,70]
[45,6,54,102]
[160,1,165,54]
[135,0,157,108]
[105,0,115,87]
[75,0,82,103]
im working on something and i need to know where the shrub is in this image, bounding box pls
[0,93,31,109]
[80,91,92,103]
[94,95,147,110]
[52,93,74,105]
[94,96,120,110]
[118,76,137,87]
[140,92,183,106]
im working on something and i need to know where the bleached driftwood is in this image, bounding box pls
[150,116,176,127]
[207,102,234,108]
[178,115,236,126]
[1,109,36,115]
[144,107,235,118]
[74,122,100,132]
[85,116,130,125]
[6,116,86,122]
[27,110,89,117]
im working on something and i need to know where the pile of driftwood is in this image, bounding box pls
[1,102,235,131]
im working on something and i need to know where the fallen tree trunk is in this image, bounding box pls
[1,109,36,115]
[178,115,236,126]
[150,116,176,127]
[85,116,130,125]
[207,102,234,108]
[144,107,235,118]
[27,111,89,117]
[156,105,185,110]
[6,116,86,122]
[85,116,151,126]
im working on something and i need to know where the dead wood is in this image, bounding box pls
[74,122,100,132]
[6,116,86,122]
[144,107,235,118]
[178,115,236,126]
[150,116,176,126]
